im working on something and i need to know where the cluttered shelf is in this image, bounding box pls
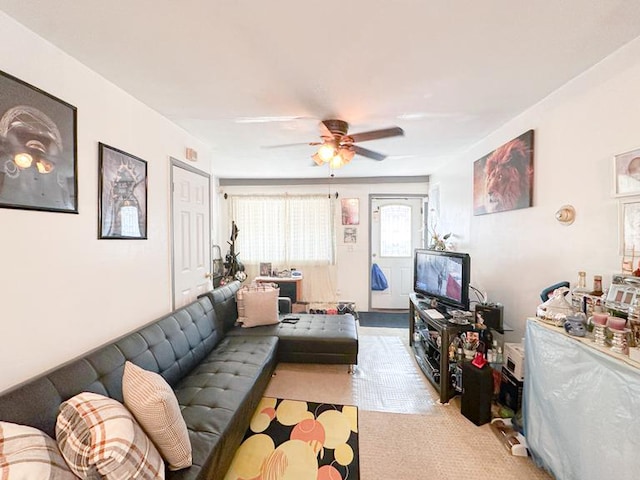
[525,317,640,480]
[530,316,640,369]
[409,293,514,405]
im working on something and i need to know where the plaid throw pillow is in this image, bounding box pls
[236,282,279,324]
[0,421,77,480]
[123,362,192,471]
[56,392,165,480]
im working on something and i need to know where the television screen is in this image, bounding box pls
[414,249,470,311]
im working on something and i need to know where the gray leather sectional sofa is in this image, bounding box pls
[0,281,358,480]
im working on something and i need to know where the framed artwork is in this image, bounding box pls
[98,143,148,239]
[473,130,534,216]
[341,198,359,225]
[613,147,640,197]
[0,70,78,213]
[344,227,357,244]
[619,197,640,255]
[259,262,272,276]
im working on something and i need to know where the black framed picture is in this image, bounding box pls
[98,143,148,239]
[0,70,78,213]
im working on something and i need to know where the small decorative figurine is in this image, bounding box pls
[564,313,587,337]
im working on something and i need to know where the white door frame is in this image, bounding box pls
[170,158,212,310]
[369,193,427,310]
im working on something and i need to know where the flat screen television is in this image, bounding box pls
[413,248,470,311]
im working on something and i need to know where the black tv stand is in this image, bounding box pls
[409,293,471,403]
[417,299,450,318]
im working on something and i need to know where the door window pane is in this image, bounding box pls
[380,204,412,257]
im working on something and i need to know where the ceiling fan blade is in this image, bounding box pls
[261,142,319,149]
[349,126,404,143]
[353,145,387,161]
[319,120,334,139]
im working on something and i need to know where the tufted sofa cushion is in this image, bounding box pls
[0,297,221,439]
[170,335,277,480]
[205,281,358,365]
[227,314,358,364]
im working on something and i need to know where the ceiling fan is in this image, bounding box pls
[267,119,404,169]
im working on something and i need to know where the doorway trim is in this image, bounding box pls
[170,157,212,309]
[368,193,428,310]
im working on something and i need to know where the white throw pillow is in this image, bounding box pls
[0,421,77,480]
[241,287,280,328]
[236,282,279,324]
[122,361,192,471]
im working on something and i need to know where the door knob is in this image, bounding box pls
[205,272,213,279]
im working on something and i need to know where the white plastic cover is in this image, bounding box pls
[524,319,640,480]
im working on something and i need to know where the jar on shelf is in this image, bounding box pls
[628,298,640,348]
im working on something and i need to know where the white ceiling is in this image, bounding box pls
[2,1,640,179]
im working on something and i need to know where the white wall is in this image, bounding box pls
[431,35,640,342]
[218,181,428,310]
[0,12,211,392]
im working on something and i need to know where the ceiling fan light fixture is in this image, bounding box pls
[329,153,344,169]
[317,143,335,161]
[339,147,355,163]
[311,153,324,166]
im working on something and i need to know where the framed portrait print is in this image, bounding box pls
[0,70,78,213]
[98,143,148,239]
[344,227,357,244]
[619,197,640,255]
[614,147,640,197]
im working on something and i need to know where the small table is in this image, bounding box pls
[255,276,303,303]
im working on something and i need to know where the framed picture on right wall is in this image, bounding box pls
[473,130,534,216]
[614,146,640,197]
[619,196,640,255]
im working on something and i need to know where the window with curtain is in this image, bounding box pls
[229,194,335,266]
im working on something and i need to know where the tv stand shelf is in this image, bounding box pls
[409,293,471,404]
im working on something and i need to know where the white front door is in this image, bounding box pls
[370,196,425,309]
[171,162,211,309]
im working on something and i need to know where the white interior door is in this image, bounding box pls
[370,197,424,309]
[171,162,211,309]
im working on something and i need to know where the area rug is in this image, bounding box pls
[357,311,409,328]
[353,335,438,414]
[224,397,359,480]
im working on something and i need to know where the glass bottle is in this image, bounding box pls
[590,275,604,296]
[584,275,604,316]
[571,271,589,313]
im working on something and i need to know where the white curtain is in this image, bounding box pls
[228,194,337,303]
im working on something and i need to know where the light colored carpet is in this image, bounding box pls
[264,326,554,480]
[352,334,438,414]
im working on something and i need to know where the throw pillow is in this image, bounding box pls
[55,392,165,480]
[0,421,77,480]
[236,282,279,324]
[122,361,192,471]
[241,287,280,328]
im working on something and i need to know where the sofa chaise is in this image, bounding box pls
[0,281,358,480]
